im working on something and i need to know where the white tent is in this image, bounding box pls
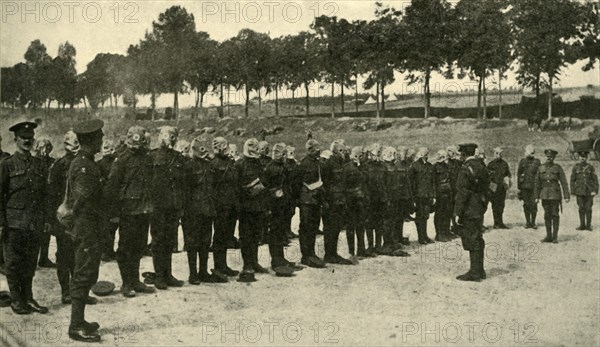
[387,94,398,102]
[364,96,377,105]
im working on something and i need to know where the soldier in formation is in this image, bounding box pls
[518,145,541,228]
[570,150,598,231]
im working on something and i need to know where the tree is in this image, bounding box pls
[24,39,52,109]
[455,0,512,119]
[50,41,78,108]
[127,32,166,117]
[511,0,586,119]
[402,0,457,118]
[574,1,600,71]
[186,32,218,117]
[151,6,197,120]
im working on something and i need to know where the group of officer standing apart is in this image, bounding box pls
[1,118,598,343]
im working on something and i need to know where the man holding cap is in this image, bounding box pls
[454,143,490,282]
[67,119,105,342]
[487,147,511,229]
[570,151,598,231]
[0,122,49,314]
[534,149,569,243]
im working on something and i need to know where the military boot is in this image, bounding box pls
[524,210,531,228]
[552,216,560,243]
[187,251,200,285]
[165,254,184,287]
[252,245,269,274]
[542,218,553,242]
[531,211,538,229]
[577,211,586,230]
[456,251,481,282]
[586,211,593,231]
[153,255,168,290]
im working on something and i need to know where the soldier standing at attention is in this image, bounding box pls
[0,122,49,315]
[236,138,269,282]
[212,137,240,277]
[344,146,368,257]
[105,126,157,297]
[409,147,436,244]
[97,139,118,262]
[447,145,462,235]
[395,146,413,245]
[33,137,56,268]
[291,139,327,268]
[570,151,598,231]
[518,145,541,229]
[487,147,511,229]
[365,144,386,252]
[433,149,453,242]
[454,143,489,282]
[148,126,186,289]
[534,149,570,244]
[67,119,106,342]
[284,146,299,241]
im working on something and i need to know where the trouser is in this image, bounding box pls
[396,199,411,241]
[102,221,119,256]
[2,228,39,303]
[56,231,75,296]
[150,209,180,280]
[542,200,560,240]
[269,206,289,267]
[37,232,52,262]
[367,200,385,248]
[434,195,452,237]
[459,218,485,251]
[323,203,345,258]
[415,198,433,241]
[346,197,365,255]
[213,207,237,270]
[117,214,150,286]
[238,211,266,269]
[521,188,538,225]
[183,213,213,276]
[299,204,320,257]
[70,233,102,328]
[576,195,594,227]
[383,200,401,246]
[490,190,507,226]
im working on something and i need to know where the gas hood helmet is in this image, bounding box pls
[382,146,397,163]
[243,138,260,158]
[306,139,321,158]
[320,150,332,160]
[34,137,53,157]
[101,139,115,156]
[258,141,270,157]
[64,130,80,154]
[228,143,239,160]
[369,143,382,161]
[126,126,146,150]
[158,126,178,149]
[175,140,191,157]
[406,148,416,162]
[213,137,229,155]
[272,142,287,162]
[446,145,459,159]
[436,149,448,163]
[416,147,429,161]
[330,139,346,158]
[190,137,210,159]
[397,146,408,161]
[286,146,296,160]
[350,146,364,165]
[525,145,535,157]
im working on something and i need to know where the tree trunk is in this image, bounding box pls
[83,96,87,110]
[498,70,502,120]
[477,76,482,120]
[375,80,380,119]
[258,88,262,115]
[424,69,431,118]
[341,80,345,114]
[151,90,156,121]
[109,94,113,108]
[548,74,553,120]
[331,82,335,118]
[305,82,310,117]
[381,82,386,118]
[275,82,279,117]
[174,90,179,123]
[220,79,224,109]
[200,91,205,116]
[355,74,359,113]
[245,86,250,118]
[114,94,119,109]
[482,74,487,120]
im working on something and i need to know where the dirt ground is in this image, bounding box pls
[1,198,598,347]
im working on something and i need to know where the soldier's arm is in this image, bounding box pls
[592,166,599,195]
[71,163,102,214]
[104,157,124,204]
[558,166,570,199]
[453,169,470,221]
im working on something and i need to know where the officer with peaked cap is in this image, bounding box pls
[518,145,541,229]
[291,139,326,268]
[454,143,489,282]
[570,150,598,231]
[487,147,511,229]
[67,119,105,342]
[104,126,156,297]
[535,149,570,243]
[0,121,49,315]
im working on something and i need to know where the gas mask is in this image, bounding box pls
[126,126,146,150]
[243,138,260,158]
[258,141,270,157]
[436,149,448,163]
[382,146,397,163]
[64,130,80,154]
[158,126,178,149]
[272,143,287,162]
[190,137,210,159]
[34,137,53,157]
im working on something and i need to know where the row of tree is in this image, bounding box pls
[1,0,598,119]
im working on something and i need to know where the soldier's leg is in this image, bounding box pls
[21,230,42,305]
[182,214,200,282]
[253,212,268,272]
[213,208,237,275]
[162,212,183,286]
[576,196,587,229]
[345,200,357,256]
[37,231,54,267]
[238,212,254,271]
[299,205,317,258]
[3,229,27,312]
[269,207,287,267]
[457,219,483,281]
[55,232,72,301]
[527,190,538,227]
[498,190,507,226]
[585,196,593,230]
[70,236,101,330]
[150,210,172,288]
[433,200,443,240]
[550,201,560,243]
[117,215,136,291]
[541,200,553,242]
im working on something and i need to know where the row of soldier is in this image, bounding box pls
[1,119,598,343]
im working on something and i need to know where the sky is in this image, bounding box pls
[1,0,598,108]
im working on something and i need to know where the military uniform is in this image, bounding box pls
[487,158,511,227]
[47,152,77,301]
[148,147,186,288]
[433,161,452,241]
[322,153,349,262]
[409,158,436,243]
[0,150,10,273]
[105,147,154,293]
[447,158,461,231]
[0,150,48,312]
[366,159,387,249]
[212,153,240,275]
[264,159,293,267]
[381,160,404,250]
[395,159,414,244]
[570,161,598,230]
[97,153,118,260]
[235,156,268,272]
[534,157,569,243]
[518,156,541,227]
[344,161,368,256]
[454,152,489,281]
[36,155,55,267]
[284,158,299,240]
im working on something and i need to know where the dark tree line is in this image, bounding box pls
[1,0,598,119]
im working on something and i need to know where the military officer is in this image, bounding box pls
[365,143,386,252]
[236,138,269,281]
[105,126,157,297]
[433,149,453,242]
[534,149,570,243]
[212,137,240,276]
[291,139,327,268]
[97,139,118,261]
[148,126,186,289]
[454,143,489,282]
[487,147,511,229]
[33,137,56,268]
[68,119,106,342]
[0,122,49,315]
[570,151,598,231]
[409,147,436,244]
[321,140,353,264]
[395,146,413,245]
[344,146,369,257]
[518,145,541,228]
